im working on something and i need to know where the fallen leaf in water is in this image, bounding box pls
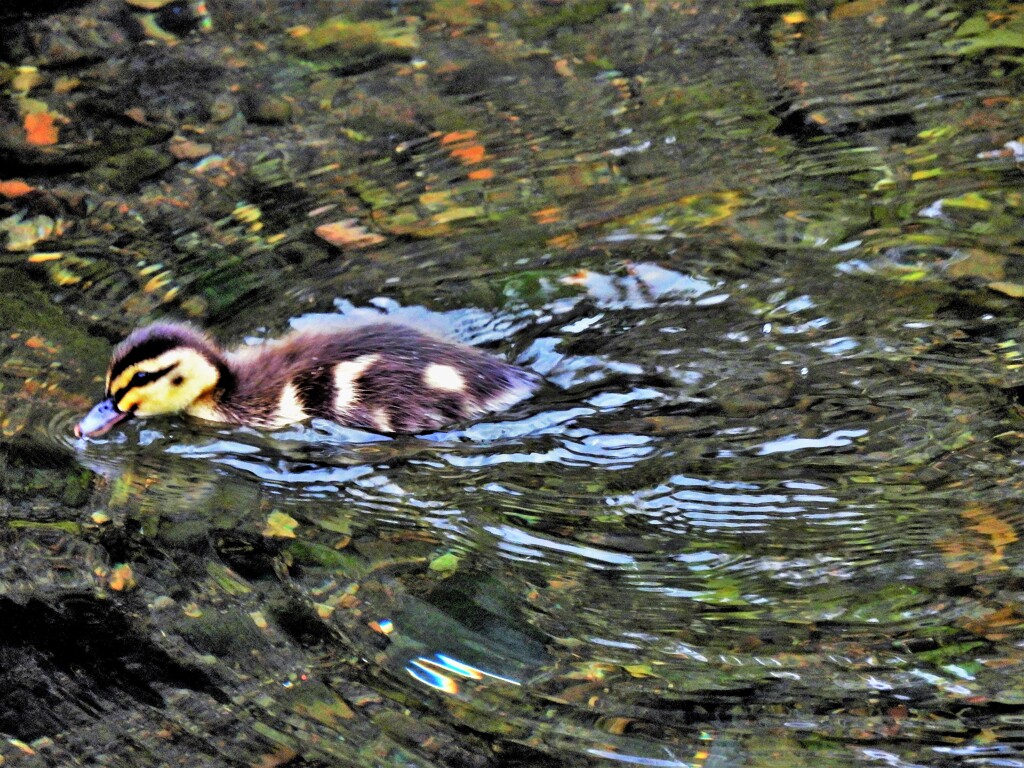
[168,136,213,160]
[124,107,149,124]
[623,663,658,678]
[441,130,477,145]
[988,281,1024,298]
[0,180,34,198]
[831,0,886,19]
[53,76,80,94]
[109,563,136,591]
[603,717,632,734]
[554,58,575,77]
[532,206,562,224]
[23,111,59,146]
[12,67,43,92]
[315,219,386,248]
[450,143,486,164]
[1,213,65,252]
[428,552,459,574]
[943,191,994,210]
[264,510,299,538]
[432,205,481,224]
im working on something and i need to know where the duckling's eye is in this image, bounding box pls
[130,370,157,387]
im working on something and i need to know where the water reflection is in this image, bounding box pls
[407,653,521,694]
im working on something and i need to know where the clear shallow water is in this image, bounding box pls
[2,1,1024,766]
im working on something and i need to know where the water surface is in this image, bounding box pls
[2,1,1024,766]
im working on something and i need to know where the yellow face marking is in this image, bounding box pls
[333,354,379,413]
[268,382,308,428]
[111,348,220,418]
[423,363,466,393]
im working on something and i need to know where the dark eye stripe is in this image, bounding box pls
[108,337,180,384]
[111,363,178,403]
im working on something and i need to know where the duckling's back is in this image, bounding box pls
[226,323,539,433]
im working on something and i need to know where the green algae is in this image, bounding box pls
[0,270,98,351]
[513,0,617,41]
[286,16,419,74]
[88,147,175,192]
[6,520,82,534]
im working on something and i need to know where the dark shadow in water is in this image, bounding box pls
[0,596,227,741]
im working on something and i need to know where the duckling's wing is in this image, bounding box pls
[289,325,539,433]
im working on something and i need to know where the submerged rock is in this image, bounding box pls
[88,145,174,191]
[242,93,293,125]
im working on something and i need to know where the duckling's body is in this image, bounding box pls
[75,321,539,438]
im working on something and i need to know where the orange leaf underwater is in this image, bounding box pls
[0,180,34,198]
[23,112,59,146]
[315,219,386,249]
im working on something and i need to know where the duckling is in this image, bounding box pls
[75,321,539,439]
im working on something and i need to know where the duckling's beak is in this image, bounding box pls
[74,398,132,439]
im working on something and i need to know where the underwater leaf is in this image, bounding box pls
[0,180,34,198]
[1,213,64,252]
[168,137,213,160]
[623,663,659,678]
[942,192,993,211]
[428,552,460,574]
[264,511,299,538]
[831,0,885,19]
[109,563,136,591]
[315,219,386,249]
[23,111,60,146]
[950,29,1024,56]
[988,282,1024,299]
[450,143,487,165]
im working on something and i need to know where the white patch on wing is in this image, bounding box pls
[269,382,308,427]
[334,354,380,413]
[423,363,466,392]
[372,407,393,433]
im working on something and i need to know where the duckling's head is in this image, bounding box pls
[75,323,229,438]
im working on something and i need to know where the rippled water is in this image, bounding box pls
[3,0,1024,766]
[53,252,1024,765]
